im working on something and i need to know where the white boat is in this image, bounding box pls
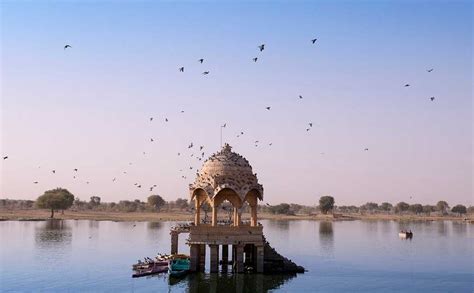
[398,231,413,238]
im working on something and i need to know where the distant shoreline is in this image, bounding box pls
[0,209,472,223]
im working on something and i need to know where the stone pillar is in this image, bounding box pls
[236,245,244,273]
[233,208,238,226]
[190,244,200,272]
[251,205,257,227]
[210,244,219,273]
[171,232,178,255]
[221,245,228,272]
[256,245,264,273]
[199,244,206,272]
[212,205,217,226]
[195,198,200,225]
[236,211,241,227]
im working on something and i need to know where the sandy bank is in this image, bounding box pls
[0,209,472,223]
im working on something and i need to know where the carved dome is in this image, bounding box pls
[189,144,263,202]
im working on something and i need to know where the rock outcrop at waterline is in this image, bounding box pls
[263,236,305,274]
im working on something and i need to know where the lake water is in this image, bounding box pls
[0,219,472,292]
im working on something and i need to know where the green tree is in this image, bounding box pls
[380,202,393,212]
[361,202,378,212]
[409,204,423,214]
[436,201,449,214]
[147,195,165,211]
[467,206,474,214]
[319,196,335,214]
[269,203,292,215]
[451,205,467,216]
[422,205,435,215]
[395,202,410,213]
[35,188,75,218]
[175,198,189,210]
[90,196,101,206]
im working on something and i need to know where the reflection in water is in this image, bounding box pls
[2,219,471,292]
[88,220,99,229]
[451,222,467,235]
[180,272,296,293]
[147,221,163,230]
[34,220,72,248]
[265,220,290,231]
[365,221,379,234]
[319,221,334,255]
[437,221,448,236]
[397,221,417,234]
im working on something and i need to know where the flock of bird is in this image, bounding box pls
[2,39,437,193]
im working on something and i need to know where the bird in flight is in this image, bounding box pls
[430,97,435,101]
[2,156,7,160]
[309,123,313,127]
[299,95,303,99]
[253,57,258,62]
[188,142,194,149]
[222,123,226,128]
[113,178,116,182]
[198,59,204,64]
[427,68,434,73]
[179,67,184,72]
[311,38,317,44]
[258,44,265,51]
[269,143,273,146]
[202,71,209,75]
[64,44,72,50]
[306,128,310,132]
[150,117,153,122]
[266,106,271,110]
[165,118,168,122]
[150,138,154,142]
[74,168,78,172]
[404,84,410,87]
[52,170,56,174]
[364,148,369,151]
[200,146,204,151]
[33,181,39,184]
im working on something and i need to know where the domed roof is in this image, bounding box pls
[190,144,263,202]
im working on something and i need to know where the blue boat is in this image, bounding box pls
[168,257,190,278]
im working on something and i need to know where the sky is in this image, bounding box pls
[0,0,472,206]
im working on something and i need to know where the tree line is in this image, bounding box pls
[260,196,471,217]
[0,188,190,218]
[0,189,472,218]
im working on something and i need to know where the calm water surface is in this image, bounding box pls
[0,219,472,292]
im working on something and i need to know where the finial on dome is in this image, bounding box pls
[222,143,232,152]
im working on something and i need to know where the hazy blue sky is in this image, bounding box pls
[1,1,472,206]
